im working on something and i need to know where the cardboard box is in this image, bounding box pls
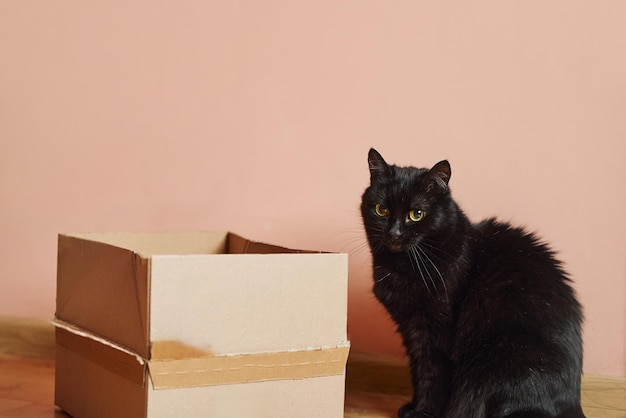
[54,232,349,418]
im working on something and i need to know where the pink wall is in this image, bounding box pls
[1,2,624,376]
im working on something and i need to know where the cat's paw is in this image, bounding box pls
[397,403,436,418]
[398,403,416,418]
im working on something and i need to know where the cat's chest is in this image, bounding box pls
[372,264,454,327]
[373,268,429,313]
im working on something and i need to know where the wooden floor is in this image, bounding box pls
[345,353,626,418]
[1,317,625,417]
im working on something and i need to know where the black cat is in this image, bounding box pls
[360,148,585,418]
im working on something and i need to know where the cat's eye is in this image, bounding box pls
[375,204,390,217]
[409,209,425,222]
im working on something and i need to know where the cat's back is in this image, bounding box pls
[463,217,582,330]
[471,217,568,282]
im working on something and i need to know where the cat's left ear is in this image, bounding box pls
[425,160,451,193]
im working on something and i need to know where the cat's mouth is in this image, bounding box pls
[386,242,405,253]
[384,235,421,253]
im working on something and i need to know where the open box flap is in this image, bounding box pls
[227,233,316,255]
[56,234,151,358]
[62,231,230,257]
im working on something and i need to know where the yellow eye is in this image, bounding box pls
[375,204,390,217]
[409,209,425,222]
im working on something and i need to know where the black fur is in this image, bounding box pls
[360,149,585,418]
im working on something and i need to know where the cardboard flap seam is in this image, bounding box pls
[153,358,346,375]
[148,345,350,389]
[53,319,145,365]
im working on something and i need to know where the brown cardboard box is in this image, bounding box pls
[54,232,349,418]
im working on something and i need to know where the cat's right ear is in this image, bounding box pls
[368,148,390,182]
[424,160,451,193]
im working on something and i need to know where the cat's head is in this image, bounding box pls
[361,148,453,253]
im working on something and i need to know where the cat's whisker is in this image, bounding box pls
[419,238,455,260]
[338,238,371,256]
[417,244,449,303]
[376,272,391,283]
[414,246,439,297]
[371,241,385,254]
[409,247,435,297]
[407,246,418,272]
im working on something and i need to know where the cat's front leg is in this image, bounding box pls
[400,332,451,418]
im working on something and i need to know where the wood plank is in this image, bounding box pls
[581,374,626,416]
[345,352,626,418]
[0,317,54,359]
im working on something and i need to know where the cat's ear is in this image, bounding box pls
[368,148,390,181]
[425,160,451,193]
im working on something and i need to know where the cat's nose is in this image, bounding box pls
[389,224,402,241]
